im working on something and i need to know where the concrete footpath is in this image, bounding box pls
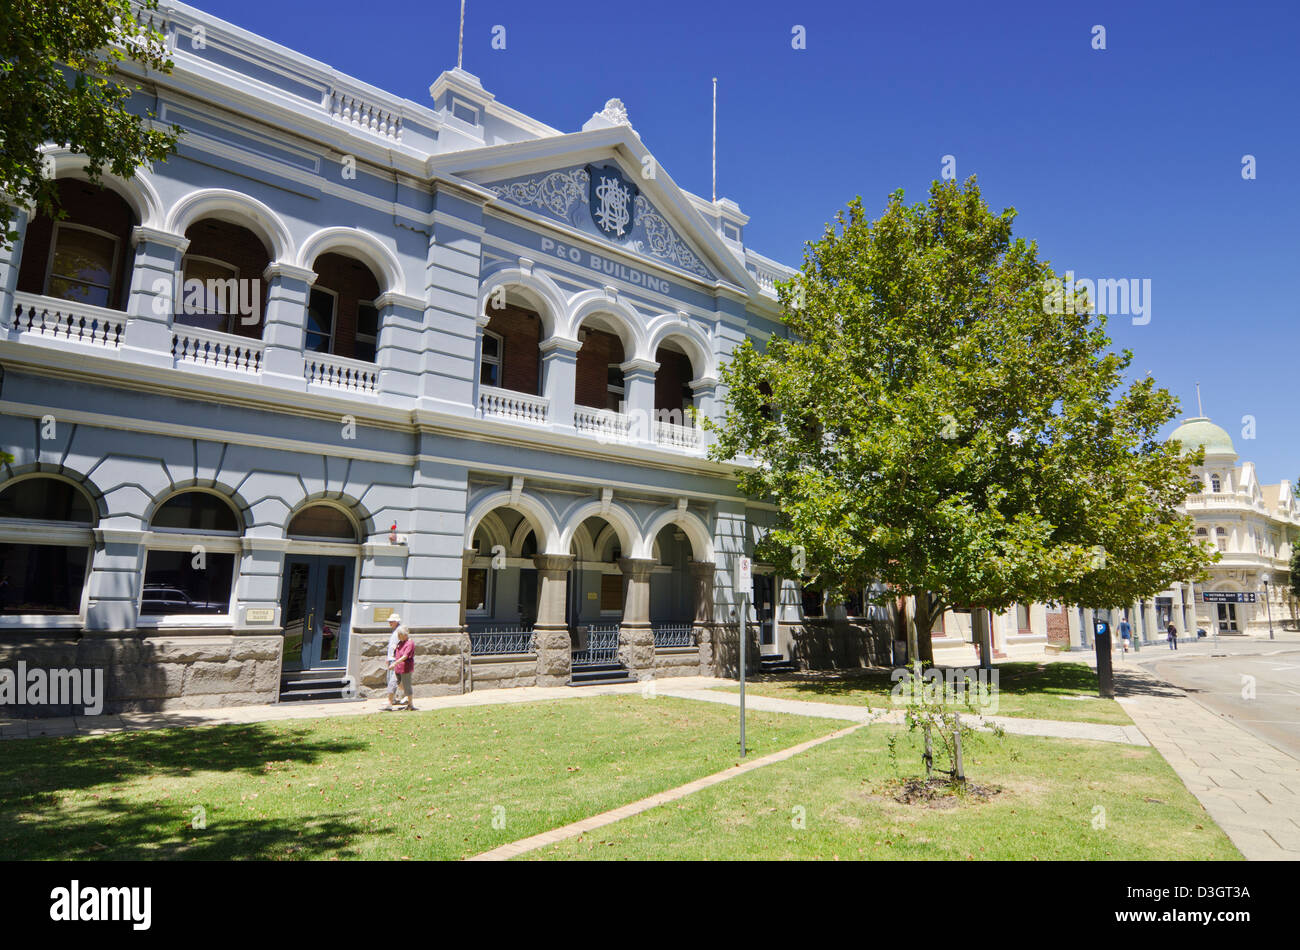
[1114,664,1300,860]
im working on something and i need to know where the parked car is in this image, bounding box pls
[140,585,227,615]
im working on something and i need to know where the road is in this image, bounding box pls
[1128,636,1300,761]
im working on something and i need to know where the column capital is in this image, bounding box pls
[617,557,658,579]
[131,226,190,253]
[540,336,583,356]
[533,553,575,574]
[263,262,319,286]
[619,358,659,377]
[689,560,717,577]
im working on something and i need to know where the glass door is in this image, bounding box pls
[753,574,775,646]
[279,555,355,671]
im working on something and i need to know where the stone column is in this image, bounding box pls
[532,554,573,686]
[620,358,658,444]
[261,262,317,390]
[0,207,28,327]
[84,528,145,632]
[423,186,485,415]
[540,337,580,429]
[122,226,190,367]
[689,377,720,450]
[616,557,657,680]
[689,561,717,674]
[374,292,429,400]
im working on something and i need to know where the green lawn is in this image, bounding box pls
[0,695,843,861]
[717,662,1133,725]
[530,724,1240,860]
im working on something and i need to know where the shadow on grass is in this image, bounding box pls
[0,721,372,860]
[746,661,1130,701]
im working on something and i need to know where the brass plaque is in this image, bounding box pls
[587,592,598,600]
[373,607,394,622]
[246,608,275,623]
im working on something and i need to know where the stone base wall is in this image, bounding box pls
[469,654,538,690]
[788,619,893,670]
[352,631,469,699]
[1045,607,1070,645]
[653,646,702,675]
[703,622,762,678]
[0,634,283,716]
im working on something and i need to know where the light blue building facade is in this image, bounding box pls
[0,3,837,710]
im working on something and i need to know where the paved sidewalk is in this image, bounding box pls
[468,721,868,861]
[1115,667,1300,860]
[656,686,1151,746]
[0,676,728,740]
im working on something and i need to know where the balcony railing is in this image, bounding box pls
[574,406,633,443]
[653,623,696,648]
[172,325,265,374]
[478,386,549,426]
[10,291,124,348]
[655,421,701,451]
[304,352,379,394]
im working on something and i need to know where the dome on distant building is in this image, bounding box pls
[1169,416,1236,457]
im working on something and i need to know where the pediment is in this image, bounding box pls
[432,127,754,290]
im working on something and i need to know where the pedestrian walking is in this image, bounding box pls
[383,613,405,710]
[1166,621,1178,651]
[391,627,416,711]
[1118,618,1131,654]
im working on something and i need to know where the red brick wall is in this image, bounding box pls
[575,328,624,409]
[654,346,694,417]
[482,303,541,395]
[16,179,136,310]
[312,252,381,360]
[1046,606,1069,644]
[183,219,272,337]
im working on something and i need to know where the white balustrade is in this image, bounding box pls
[655,420,702,450]
[10,292,124,348]
[171,324,265,374]
[304,352,380,394]
[478,386,549,425]
[329,89,403,141]
[574,406,633,443]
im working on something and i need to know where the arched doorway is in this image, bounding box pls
[280,504,360,673]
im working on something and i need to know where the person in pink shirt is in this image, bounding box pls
[390,628,416,711]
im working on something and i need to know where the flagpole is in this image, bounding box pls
[458,0,465,69]
[711,77,717,203]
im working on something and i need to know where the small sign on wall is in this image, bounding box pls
[373,607,394,622]
[587,592,598,600]
[245,608,275,624]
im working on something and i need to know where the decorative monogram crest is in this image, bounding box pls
[587,163,638,239]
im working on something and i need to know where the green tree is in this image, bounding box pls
[0,0,179,245]
[707,178,1213,662]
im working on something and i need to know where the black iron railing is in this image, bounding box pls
[468,626,536,656]
[653,623,696,648]
[572,624,620,666]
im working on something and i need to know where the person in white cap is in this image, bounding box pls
[383,613,405,710]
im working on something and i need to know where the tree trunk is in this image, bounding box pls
[914,593,936,665]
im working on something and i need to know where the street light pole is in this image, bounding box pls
[1263,574,1275,641]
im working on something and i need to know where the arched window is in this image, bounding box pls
[0,477,94,616]
[1214,526,1228,552]
[1211,474,1221,493]
[141,491,240,617]
[287,505,358,542]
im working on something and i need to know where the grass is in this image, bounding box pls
[0,695,844,861]
[716,662,1133,725]
[530,724,1241,860]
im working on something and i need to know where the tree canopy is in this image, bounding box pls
[707,178,1213,653]
[0,0,179,245]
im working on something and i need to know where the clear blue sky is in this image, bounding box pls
[200,0,1300,482]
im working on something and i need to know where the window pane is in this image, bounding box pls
[287,505,356,541]
[466,569,487,611]
[49,228,115,305]
[0,543,87,614]
[151,492,239,532]
[304,331,332,354]
[357,303,379,337]
[801,587,824,617]
[354,340,376,363]
[307,290,335,339]
[482,334,500,359]
[600,573,623,611]
[0,478,92,522]
[480,361,499,386]
[140,550,235,615]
